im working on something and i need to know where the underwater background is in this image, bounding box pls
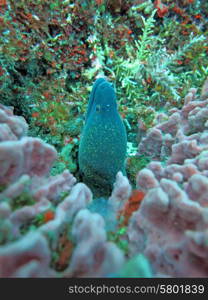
[0,0,208,277]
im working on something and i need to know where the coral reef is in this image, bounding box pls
[2,80,208,278]
[129,89,208,277]
[0,104,28,140]
[0,232,55,277]
[63,208,125,277]
[137,87,208,163]
[0,0,208,280]
[0,104,125,277]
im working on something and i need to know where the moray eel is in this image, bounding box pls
[78,78,127,196]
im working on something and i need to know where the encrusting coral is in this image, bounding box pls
[63,208,125,277]
[0,232,56,277]
[0,104,125,277]
[129,81,208,277]
[0,104,28,140]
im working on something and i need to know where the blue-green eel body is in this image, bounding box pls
[78,78,127,196]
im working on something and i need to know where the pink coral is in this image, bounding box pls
[0,105,113,278]
[2,81,208,279]
[0,138,57,184]
[64,209,125,277]
[0,104,28,139]
[32,170,76,202]
[108,171,132,212]
[0,174,30,202]
[0,232,55,277]
[138,128,163,159]
[129,88,208,277]
[0,124,17,141]
[138,93,208,161]
[128,178,208,277]
[39,183,92,239]
[136,168,159,192]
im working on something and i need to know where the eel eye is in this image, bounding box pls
[96,105,101,112]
